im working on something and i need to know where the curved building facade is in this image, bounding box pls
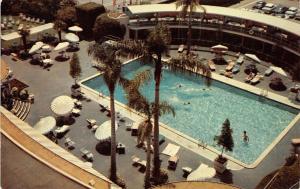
[124,4,300,70]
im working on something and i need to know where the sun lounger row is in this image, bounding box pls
[245,73,263,85]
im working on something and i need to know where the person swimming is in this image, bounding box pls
[243,131,249,143]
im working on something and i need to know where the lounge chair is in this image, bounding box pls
[54,125,70,138]
[220,70,233,78]
[80,148,94,161]
[245,73,255,83]
[91,125,99,132]
[264,67,273,76]
[72,108,80,115]
[208,60,216,71]
[250,74,261,85]
[86,119,96,126]
[225,61,235,71]
[131,155,141,166]
[168,155,179,170]
[232,64,240,74]
[236,55,244,65]
[182,167,193,177]
[65,137,75,150]
[291,138,300,146]
[178,44,184,53]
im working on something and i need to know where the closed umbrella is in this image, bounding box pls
[51,95,74,116]
[95,120,118,142]
[68,26,83,32]
[29,41,44,54]
[245,53,261,63]
[54,42,69,51]
[187,164,216,181]
[34,116,56,134]
[65,33,79,43]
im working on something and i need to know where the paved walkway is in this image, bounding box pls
[1,40,299,189]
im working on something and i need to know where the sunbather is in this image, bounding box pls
[245,72,255,83]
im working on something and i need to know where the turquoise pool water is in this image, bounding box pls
[83,60,299,164]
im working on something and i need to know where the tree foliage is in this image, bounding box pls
[216,119,234,157]
[93,14,126,42]
[56,5,77,27]
[69,53,82,84]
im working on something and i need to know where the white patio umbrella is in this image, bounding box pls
[68,25,83,32]
[211,44,228,52]
[95,120,118,142]
[245,53,261,63]
[34,116,56,134]
[51,95,74,116]
[187,164,216,181]
[65,33,79,43]
[54,42,69,51]
[29,41,44,54]
[270,66,288,76]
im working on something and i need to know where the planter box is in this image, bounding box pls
[214,159,227,174]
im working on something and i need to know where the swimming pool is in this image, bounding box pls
[82,60,299,165]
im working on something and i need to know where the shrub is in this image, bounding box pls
[93,14,126,42]
[75,2,106,37]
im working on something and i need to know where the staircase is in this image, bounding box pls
[10,99,31,120]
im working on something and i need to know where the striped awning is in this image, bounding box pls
[51,95,74,116]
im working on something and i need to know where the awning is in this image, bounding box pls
[34,116,56,134]
[51,95,74,116]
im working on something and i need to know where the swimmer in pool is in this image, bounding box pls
[243,131,249,143]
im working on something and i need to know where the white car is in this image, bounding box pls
[285,10,297,18]
[288,6,298,12]
[262,3,276,14]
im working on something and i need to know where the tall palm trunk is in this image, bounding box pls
[22,36,28,53]
[109,91,117,182]
[145,128,152,189]
[187,7,192,55]
[152,53,162,183]
[58,30,62,42]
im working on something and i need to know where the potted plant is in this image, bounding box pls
[214,118,234,173]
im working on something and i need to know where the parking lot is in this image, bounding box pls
[231,0,300,23]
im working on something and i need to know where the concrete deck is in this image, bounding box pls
[1,40,299,189]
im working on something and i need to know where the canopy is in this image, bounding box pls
[34,116,56,134]
[270,66,287,76]
[50,95,74,116]
[29,41,44,54]
[187,164,216,181]
[68,25,83,32]
[65,33,79,43]
[245,53,261,63]
[54,42,69,51]
[95,120,118,142]
[211,44,228,51]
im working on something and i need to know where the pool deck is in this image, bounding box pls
[1,40,300,189]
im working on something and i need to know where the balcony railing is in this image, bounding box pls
[128,19,300,53]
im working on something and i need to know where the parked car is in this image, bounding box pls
[285,10,297,18]
[262,3,276,14]
[252,1,266,10]
[295,13,300,21]
[288,6,298,12]
[273,5,288,14]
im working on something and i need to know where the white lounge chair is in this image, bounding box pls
[80,148,94,161]
[65,137,75,149]
[178,44,184,53]
[250,75,261,85]
[86,119,96,126]
[91,125,99,132]
[72,108,80,115]
[54,125,70,134]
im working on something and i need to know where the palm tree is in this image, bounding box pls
[87,42,122,183]
[120,70,175,188]
[175,0,206,55]
[18,28,30,53]
[116,22,211,184]
[54,19,67,42]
